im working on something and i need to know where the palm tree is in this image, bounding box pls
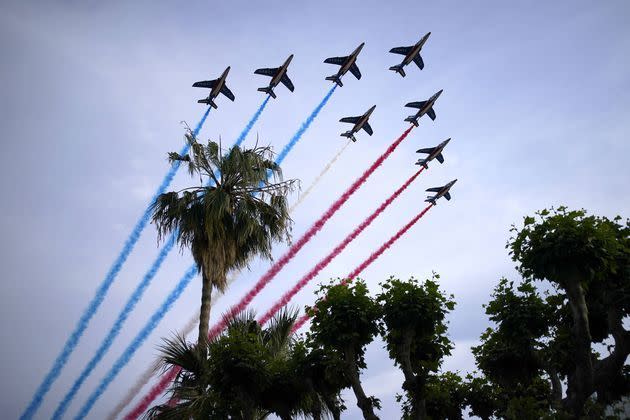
[151,130,296,346]
[147,308,326,419]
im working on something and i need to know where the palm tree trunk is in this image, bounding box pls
[198,273,213,347]
[343,346,379,420]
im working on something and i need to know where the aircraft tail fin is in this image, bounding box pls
[340,131,357,142]
[197,99,218,109]
[405,116,419,127]
[257,87,277,99]
[325,75,343,87]
[415,159,429,169]
[425,196,436,204]
[389,65,406,77]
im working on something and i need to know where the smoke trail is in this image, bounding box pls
[107,270,238,420]
[19,108,211,420]
[124,88,343,419]
[52,234,177,419]
[289,139,351,212]
[234,96,270,147]
[259,167,425,326]
[275,85,337,166]
[205,125,414,340]
[292,203,434,332]
[73,265,197,419]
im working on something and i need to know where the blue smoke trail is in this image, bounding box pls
[52,235,177,419]
[74,265,198,420]
[53,98,269,418]
[19,107,211,420]
[234,95,270,147]
[73,90,333,416]
[275,85,336,166]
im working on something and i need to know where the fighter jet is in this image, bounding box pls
[404,89,443,126]
[339,105,376,142]
[324,42,365,87]
[425,179,457,204]
[389,32,431,77]
[192,66,235,109]
[254,55,295,99]
[416,138,451,169]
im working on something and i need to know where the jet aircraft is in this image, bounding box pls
[404,89,443,126]
[324,43,365,87]
[339,105,376,142]
[192,66,235,108]
[389,32,431,77]
[425,179,457,204]
[254,54,295,99]
[416,138,451,169]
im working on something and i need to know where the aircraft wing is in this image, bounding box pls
[220,84,235,101]
[444,192,451,200]
[339,116,361,124]
[426,107,436,121]
[349,63,361,80]
[426,187,442,192]
[405,101,427,109]
[416,147,436,154]
[390,46,413,55]
[363,122,373,136]
[436,153,444,164]
[413,54,425,70]
[324,56,348,66]
[254,67,279,77]
[192,79,218,89]
[280,74,294,91]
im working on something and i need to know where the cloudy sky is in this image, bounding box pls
[1,0,629,418]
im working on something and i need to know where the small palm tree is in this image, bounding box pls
[148,308,320,419]
[152,130,296,346]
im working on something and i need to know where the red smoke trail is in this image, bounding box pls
[291,203,434,333]
[258,167,425,326]
[125,125,414,419]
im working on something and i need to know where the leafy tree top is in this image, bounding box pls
[376,275,455,375]
[307,279,381,364]
[508,206,628,287]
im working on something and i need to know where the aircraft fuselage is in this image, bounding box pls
[402,34,429,66]
[269,55,293,88]
[336,43,364,77]
[208,67,230,101]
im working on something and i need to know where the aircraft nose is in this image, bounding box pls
[436,89,444,96]
[287,54,294,61]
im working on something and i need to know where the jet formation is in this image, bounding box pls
[404,89,443,126]
[192,66,235,109]
[255,54,295,99]
[191,34,459,204]
[339,105,376,142]
[389,32,431,77]
[425,179,457,204]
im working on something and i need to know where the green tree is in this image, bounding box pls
[376,276,455,419]
[307,280,382,420]
[509,207,629,416]
[423,371,465,420]
[148,309,316,420]
[151,131,296,346]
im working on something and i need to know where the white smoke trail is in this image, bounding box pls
[290,139,351,212]
[106,276,236,420]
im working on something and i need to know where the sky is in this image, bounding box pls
[1,0,629,418]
